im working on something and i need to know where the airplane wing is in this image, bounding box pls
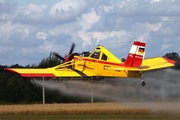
[5,68,56,78]
[5,68,97,78]
[140,57,175,71]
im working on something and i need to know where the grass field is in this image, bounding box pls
[0,102,180,119]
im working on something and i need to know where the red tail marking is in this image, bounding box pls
[124,41,146,68]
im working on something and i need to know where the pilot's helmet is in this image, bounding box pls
[94,51,100,57]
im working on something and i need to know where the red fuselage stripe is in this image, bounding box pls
[74,57,124,66]
[74,54,144,67]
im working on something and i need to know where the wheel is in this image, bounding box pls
[141,80,145,86]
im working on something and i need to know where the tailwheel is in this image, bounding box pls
[141,80,145,86]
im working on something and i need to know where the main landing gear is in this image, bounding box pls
[140,77,145,86]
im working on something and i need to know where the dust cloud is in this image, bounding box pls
[31,69,180,102]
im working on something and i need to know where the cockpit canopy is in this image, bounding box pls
[89,47,108,61]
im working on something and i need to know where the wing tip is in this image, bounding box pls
[163,57,175,65]
[5,68,17,73]
[5,68,23,77]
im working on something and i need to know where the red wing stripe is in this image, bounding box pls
[163,57,175,64]
[74,57,125,66]
[21,74,55,78]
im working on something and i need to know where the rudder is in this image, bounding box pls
[124,41,146,68]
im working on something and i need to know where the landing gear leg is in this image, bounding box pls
[140,77,145,86]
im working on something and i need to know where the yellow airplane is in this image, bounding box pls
[5,41,175,86]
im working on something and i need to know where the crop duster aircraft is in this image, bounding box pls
[5,41,175,86]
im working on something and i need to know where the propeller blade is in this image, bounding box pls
[68,43,75,55]
[53,52,65,61]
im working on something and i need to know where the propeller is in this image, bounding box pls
[69,43,75,55]
[53,43,76,62]
[52,52,65,61]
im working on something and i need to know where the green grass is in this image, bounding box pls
[1,114,180,120]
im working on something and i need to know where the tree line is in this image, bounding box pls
[0,52,180,104]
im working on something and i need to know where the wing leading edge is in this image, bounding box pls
[5,68,97,78]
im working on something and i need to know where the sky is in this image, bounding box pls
[1,0,180,66]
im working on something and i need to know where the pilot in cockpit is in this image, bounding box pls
[91,50,101,59]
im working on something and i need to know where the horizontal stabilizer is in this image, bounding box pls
[140,57,175,71]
